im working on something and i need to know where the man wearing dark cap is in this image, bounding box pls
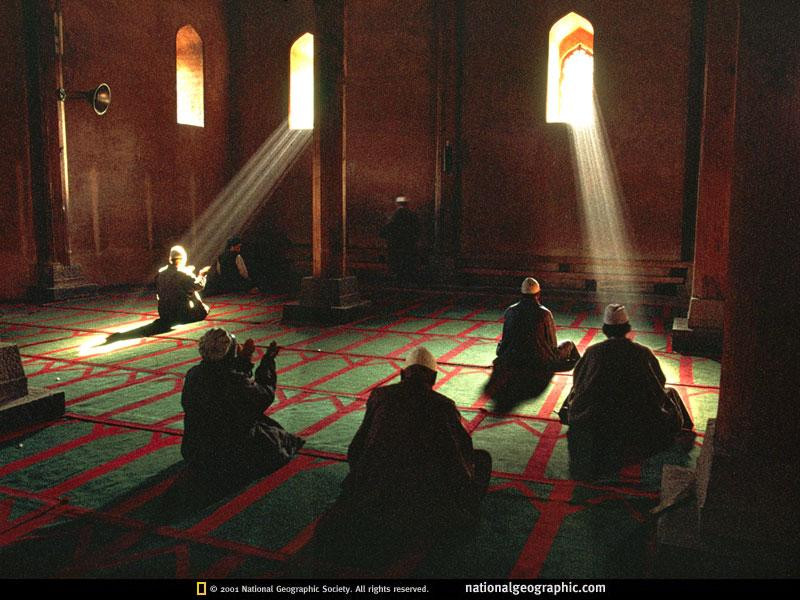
[210,235,255,293]
[486,277,580,409]
[559,303,693,479]
[181,328,304,479]
[311,346,492,568]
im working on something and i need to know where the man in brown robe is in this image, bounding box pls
[485,277,580,410]
[559,304,693,479]
[155,245,211,325]
[312,347,492,568]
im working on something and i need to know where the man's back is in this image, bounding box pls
[496,296,557,367]
[181,359,271,466]
[565,337,677,475]
[156,265,198,320]
[567,337,666,427]
[345,378,474,497]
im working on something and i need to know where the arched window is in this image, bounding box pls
[289,33,314,130]
[546,13,594,126]
[176,25,204,127]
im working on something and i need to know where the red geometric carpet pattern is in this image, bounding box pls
[0,289,718,577]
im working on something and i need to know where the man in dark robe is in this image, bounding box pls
[559,304,693,479]
[485,277,580,409]
[181,328,304,479]
[312,347,492,568]
[379,196,420,283]
[155,245,210,325]
[209,235,255,294]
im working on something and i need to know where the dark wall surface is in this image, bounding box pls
[60,0,231,285]
[0,0,697,299]
[0,1,37,299]
[459,0,691,262]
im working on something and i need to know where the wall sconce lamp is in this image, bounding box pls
[57,83,111,115]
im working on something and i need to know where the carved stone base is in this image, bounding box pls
[0,343,28,403]
[0,342,64,432]
[282,276,371,325]
[655,420,800,577]
[671,317,723,356]
[0,387,65,432]
[32,262,99,302]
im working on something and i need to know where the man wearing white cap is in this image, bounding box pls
[181,328,304,479]
[559,304,693,479]
[312,346,492,567]
[486,277,580,408]
[379,195,420,283]
[155,245,212,325]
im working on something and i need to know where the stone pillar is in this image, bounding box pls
[0,343,64,431]
[657,1,800,576]
[23,0,97,301]
[672,0,737,354]
[428,0,462,283]
[283,0,370,324]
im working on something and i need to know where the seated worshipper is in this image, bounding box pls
[485,277,580,409]
[312,347,492,568]
[155,245,211,325]
[558,304,694,479]
[181,329,304,480]
[379,195,420,283]
[209,235,256,294]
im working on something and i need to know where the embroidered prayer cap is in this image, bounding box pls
[199,328,234,362]
[603,303,630,325]
[169,245,187,262]
[521,277,541,295]
[405,346,437,372]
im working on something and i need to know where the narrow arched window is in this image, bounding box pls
[176,25,204,127]
[546,13,594,126]
[289,33,314,130]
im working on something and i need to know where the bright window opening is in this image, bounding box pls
[289,33,314,130]
[546,13,594,126]
[176,25,204,127]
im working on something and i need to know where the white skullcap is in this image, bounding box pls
[395,196,409,204]
[198,328,234,361]
[521,277,541,295]
[603,304,629,325]
[405,346,437,372]
[169,245,187,262]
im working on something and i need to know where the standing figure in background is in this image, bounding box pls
[209,235,256,294]
[559,304,694,479]
[155,245,210,325]
[379,195,420,284]
[485,277,580,410]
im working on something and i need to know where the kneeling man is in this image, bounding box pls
[313,347,492,567]
[560,304,693,479]
[181,328,304,480]
[486,277,580,409]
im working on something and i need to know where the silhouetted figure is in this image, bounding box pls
[208,235,255,294]
[181,329,304,483]
[311,347,491,570]
[485,277,580,411]
[380,196,420,284]
[154,245,210,325]
[559,304,693,479]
